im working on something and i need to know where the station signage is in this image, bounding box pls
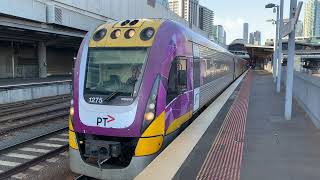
[282,1,303,37]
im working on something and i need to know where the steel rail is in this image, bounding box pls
[0,127,68,179]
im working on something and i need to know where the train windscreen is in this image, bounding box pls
[84,48,148,105]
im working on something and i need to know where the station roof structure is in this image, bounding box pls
[228,40,274,65]
[245,44,274,61]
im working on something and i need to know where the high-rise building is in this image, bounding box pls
[199,5,214,38]
[158,0,169,8]
[224,31,227,45]
[168,0,199,26]
[213,25,226,46]
[254,31,261,45]
[185,0,199,27]
[249,32,254,44]
[295,20,304,37]
[243,23,249,44]
[304,0,320,37]
[148,0,169,7]
[168,0,184,17]
[249,31,261,45]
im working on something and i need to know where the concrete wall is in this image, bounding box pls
[0,42,38,79]
[52,0,207,36]
[47,47,76,76]
[282,68,320,128]
[0,0,208,37]
[0,82,71,104]
[0,45,13,78]
[0,0,47,23]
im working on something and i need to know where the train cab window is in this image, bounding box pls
[84,48,148,105]
[167,57,187,104]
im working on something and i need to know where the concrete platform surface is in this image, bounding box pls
[240,70,320,180]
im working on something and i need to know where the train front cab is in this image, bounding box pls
[68,19,195,179]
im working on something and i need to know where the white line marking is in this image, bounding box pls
[46,157,59,163]
[5,153,37,160]
[11,172,28,179]
[20,147,50,153]
[135,71,248,180]
[0,160,21,167]
[60,151,68,156]
[48,137,68,142]
[30,165,44,171]
[59,133,68,137]
[34,143,63,148]
[0,170,3,173]
[0,80,71,89]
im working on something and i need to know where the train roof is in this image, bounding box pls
[176,21,233,56]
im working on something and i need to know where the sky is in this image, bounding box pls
[200,0,306,45]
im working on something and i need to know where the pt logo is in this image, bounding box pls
[97,115,115,126]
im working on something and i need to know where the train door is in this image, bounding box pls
[193,59,200,113]
[193,44,200,113]
[164,56,194,134]
[166,56,191,119]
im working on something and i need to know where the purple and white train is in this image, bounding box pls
[69,19,247,179]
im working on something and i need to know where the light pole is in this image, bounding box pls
[285,0,297,120]
[277,0,284,94]
[265,3,279,83]
[265,0,284,93]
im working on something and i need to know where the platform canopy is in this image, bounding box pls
[245,45,274,68]
[228,40,274,69]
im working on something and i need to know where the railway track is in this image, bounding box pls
[0,127,69,179]
[0,95,70,134]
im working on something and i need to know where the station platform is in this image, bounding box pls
[0,76,71,88]
[136,70,320,180]
[0,76,71,104]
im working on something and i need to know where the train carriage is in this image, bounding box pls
[69,19,247,179]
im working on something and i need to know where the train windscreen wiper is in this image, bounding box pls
[104,88,132,102]
[104,91,121,102]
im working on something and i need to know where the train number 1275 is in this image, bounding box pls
[88,97,103,104]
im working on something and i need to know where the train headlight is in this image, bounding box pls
[149,103,156,110]
[142,75,160,132]
[93,28,107,41]
[144,112,155,121]
[140,27,155,41]
[69,107,74,116]
[111,29,121,39]
[125,29,135,39]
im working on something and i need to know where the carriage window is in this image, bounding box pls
[167,57,187,104]
[193,59,200,88]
